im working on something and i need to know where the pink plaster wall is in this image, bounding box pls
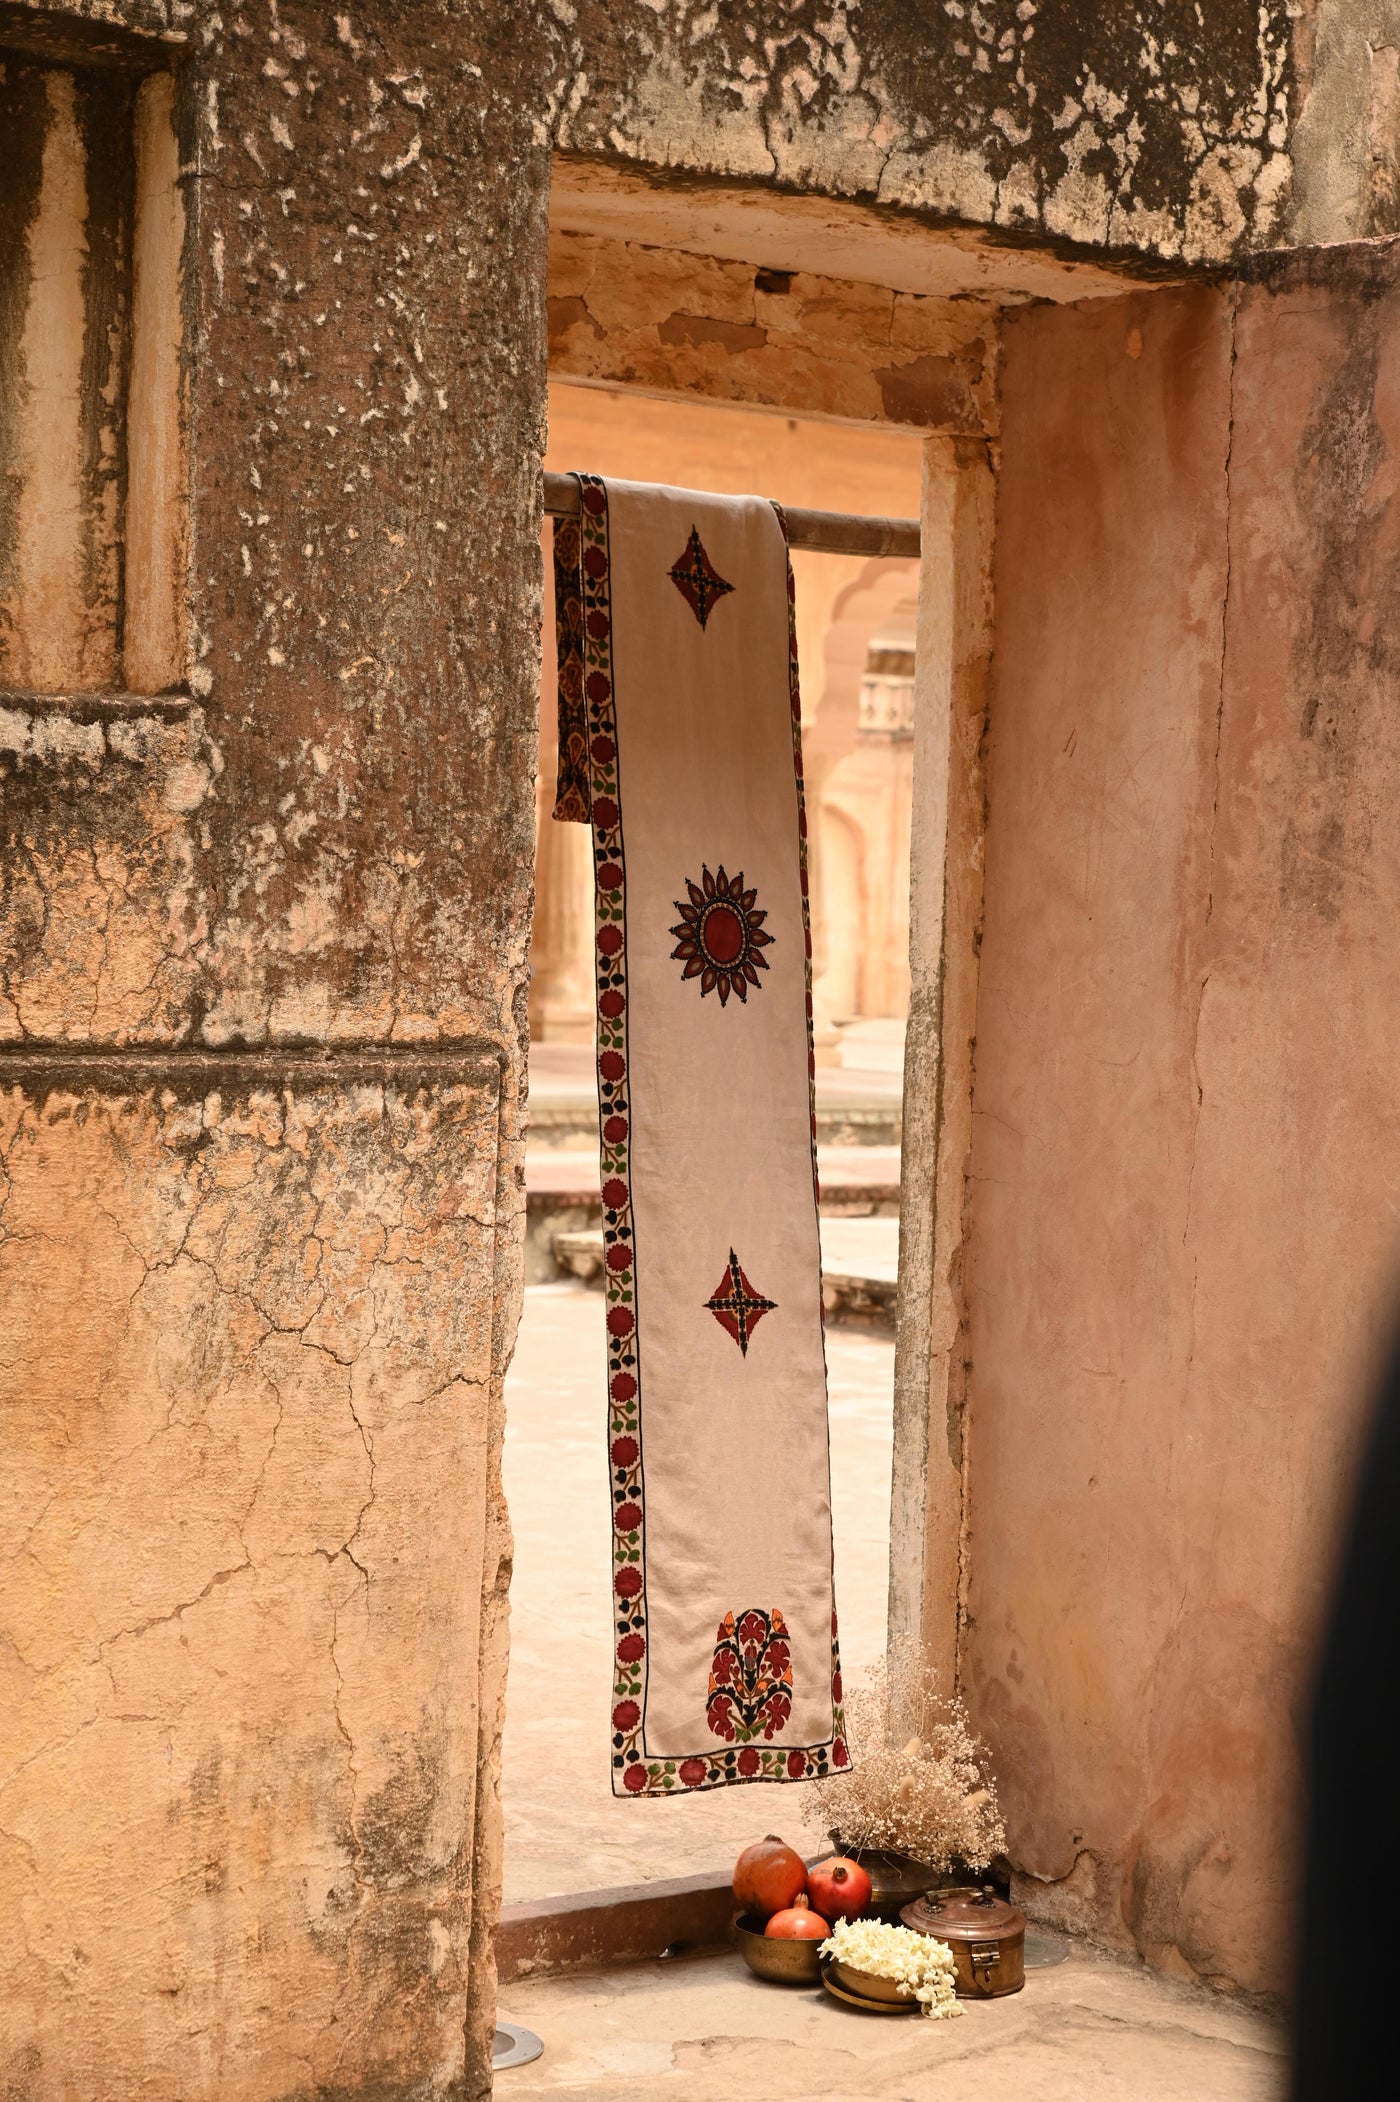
[964,264,1400,1994]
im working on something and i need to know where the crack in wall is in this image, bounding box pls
[1182,287,1237,1411]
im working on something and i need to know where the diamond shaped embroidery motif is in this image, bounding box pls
[705,1249,776,1357]
[669,525,735,630]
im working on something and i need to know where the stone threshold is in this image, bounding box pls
[497,1869,736,1984]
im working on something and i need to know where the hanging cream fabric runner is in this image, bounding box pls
[553,474,848,1797]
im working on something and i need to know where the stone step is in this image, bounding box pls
[549,1215,899,1330]
[526,1041,903,1150]
[524,1148,902,1287]
[528,1098,901,1150]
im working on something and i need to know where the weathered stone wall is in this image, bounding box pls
[962,254,1400,1995]
[548,229,996,432]
[8,0,1400,2078]
[1290,2,1400,244]
[551,0,1296,268]
[0,2,547,2095]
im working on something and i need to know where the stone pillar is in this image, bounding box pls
[803,756,845,1062]
[0,6,545,2096]
[890,435,994,1691]
[531,534,599,1045]
[529,791,597,1043]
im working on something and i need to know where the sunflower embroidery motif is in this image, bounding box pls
[670,865,773,1005]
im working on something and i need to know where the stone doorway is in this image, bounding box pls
[503,382,918,1910]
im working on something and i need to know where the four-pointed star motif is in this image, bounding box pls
[705,1249,777,1356]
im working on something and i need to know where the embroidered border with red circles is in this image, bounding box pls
[771,497,849,1786]
[573,474,849,1797]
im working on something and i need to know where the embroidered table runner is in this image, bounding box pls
[552,474,848,1797]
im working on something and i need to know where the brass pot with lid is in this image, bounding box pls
[900,1886,1026,1998]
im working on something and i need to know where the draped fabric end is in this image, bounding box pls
[554,471,847,1798]
[552,510,592,824]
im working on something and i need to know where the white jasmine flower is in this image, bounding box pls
[821,1918,962,2018]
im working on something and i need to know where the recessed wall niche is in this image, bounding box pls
[0,48,185,698]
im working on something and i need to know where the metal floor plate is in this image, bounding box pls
[1024,1927,1071,1968]
[493,2022,545,2071]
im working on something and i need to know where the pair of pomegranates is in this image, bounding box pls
[733,1835,873,1940]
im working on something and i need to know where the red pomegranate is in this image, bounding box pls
[764,1892,829,1941]
[732,1834,806,1921]
[806,1854,872,1923]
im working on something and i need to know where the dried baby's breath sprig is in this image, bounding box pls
[811,1643,1005,1872]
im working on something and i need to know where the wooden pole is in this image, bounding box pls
[542,471,920,560]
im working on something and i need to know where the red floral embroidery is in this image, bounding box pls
[706,1607,793,1744]
[669,864,772,1004]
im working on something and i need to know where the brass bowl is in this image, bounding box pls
[828,1957,915,2005]
[734,1912,824,1985]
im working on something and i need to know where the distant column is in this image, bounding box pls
[529,787,596,1042]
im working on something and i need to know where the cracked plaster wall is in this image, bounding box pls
[550,0,1296,270]
[1,0,547,2095]
[1,1068,506,2096]
[962,256,1400,1995]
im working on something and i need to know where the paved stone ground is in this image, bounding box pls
[527,1041,906,1126]
[498,1944,1286,2100]
[501,1281,894,1904]
[819,1215,899,1283]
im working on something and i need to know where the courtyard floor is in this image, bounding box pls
[498,1035,1287,2101]
[497,1940,1285,2099]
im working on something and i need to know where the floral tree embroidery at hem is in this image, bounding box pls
[705,1248,776,1356]
[669,524,735,629]
[670,864,772,1004]
[707,1607,793,1742]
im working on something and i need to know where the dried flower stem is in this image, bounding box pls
[810,1642,1006,1872]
